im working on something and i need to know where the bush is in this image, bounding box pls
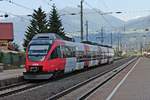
[0,52,3,63]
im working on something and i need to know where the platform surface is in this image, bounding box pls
[87,57,150,100]
[110,57,150,100]
[0,68,24,80]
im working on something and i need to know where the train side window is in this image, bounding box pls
[61,45,67,58]
[57,46,62,58]
[61,45,76,58]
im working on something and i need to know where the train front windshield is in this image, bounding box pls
[28,44,51,61]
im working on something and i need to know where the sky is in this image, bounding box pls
[0,0,150,21]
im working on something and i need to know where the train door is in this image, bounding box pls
[98,46,102,65]
[107,48,110,63]
[47,45,65,72]
[63,45,76,73]
[109,48,114,63]
[84,44,90,68]
[101,47,107,64]
[104,47,108,63]
[76,44,84,70]
[93,46,99,66]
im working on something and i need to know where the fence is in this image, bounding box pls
[0,51,25,70]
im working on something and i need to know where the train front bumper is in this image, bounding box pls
[23,72,53,80]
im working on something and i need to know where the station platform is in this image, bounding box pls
[87,57,150,100]
[0,68,24,87]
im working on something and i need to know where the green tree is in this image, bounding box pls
[12,42,20,51]
[23,7,48,51]
[48,4,65,39]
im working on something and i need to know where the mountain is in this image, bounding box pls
[125,15,150,30]
[1,7,125,49]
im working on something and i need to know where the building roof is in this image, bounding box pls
[0,23,13,41]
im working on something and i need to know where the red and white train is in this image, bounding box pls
[23,33,114,79]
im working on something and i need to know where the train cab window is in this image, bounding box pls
[50,49,58,59]
[50,46,61,59]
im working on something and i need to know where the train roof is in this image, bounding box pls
[31,33,113,48]
[81,41,112,48]
[32,33,62,40]
[29,33,61,45]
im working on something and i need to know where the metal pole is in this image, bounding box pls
[140,41,143,55]
[80,0,84,41]
[111,32,113,46]
[118,32,120,52]
[85,20,88,41]
[120,33,122,51]
[101,26,104,45]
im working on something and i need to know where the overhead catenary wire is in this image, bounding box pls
[84,1,119,30]
[100,0,110,11]
[0,10,30,21]
[2,0,34,11]
[83,1,121,46]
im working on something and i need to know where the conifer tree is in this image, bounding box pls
[48,4,65,39]
[23,7,48,51]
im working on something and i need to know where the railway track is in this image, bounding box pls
[0,57,133,99]
[0,82,34,97]
[46,57,138,100]
[0,81,39,97]
[0,79,55,98]
[0,81,28,91]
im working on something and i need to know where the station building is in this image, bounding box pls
[0,23,14,50]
